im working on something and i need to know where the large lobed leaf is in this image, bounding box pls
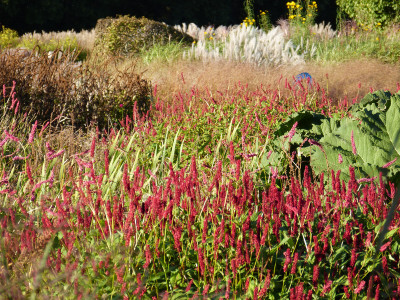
[270,90,400,184]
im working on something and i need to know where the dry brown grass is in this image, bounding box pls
[140,58,400,104]
[0,49,151,129]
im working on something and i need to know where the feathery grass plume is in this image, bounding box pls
[185,25,310,66]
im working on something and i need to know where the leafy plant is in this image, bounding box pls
[336,0,400,27]
[0,26,19,48]
[273,90,400,184]
[94,15,194,57]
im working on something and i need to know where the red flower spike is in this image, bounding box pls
[312,265,319,287]
[245,277,250,292]
[382,256,389,276]
[202,284,210,296]
[375,283,380,300]
[354,280,365,294]
[143,244,151,269]
[104,150,109,177]
[185,279,193,292]
[347,267,353,290]
[90,136,96,158]
[283,248,291,272]
[291,252,298,274]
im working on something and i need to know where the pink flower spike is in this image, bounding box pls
[338,153,343,164]
[13,155,29,161]
[0,137,9,147]
[382,158,397,169]
[47,149,65,160]
[354,280,366,294]
[28,121,38,144]
[380,241,391,252]
[351,130,357,155]
[357,177,377,184]
[4,130,19,142]
[287,121,298,142]
[270,167,278,178]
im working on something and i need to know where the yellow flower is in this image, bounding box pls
[376,22,381,26]
[376,37,379,41]
[302,18,306,21]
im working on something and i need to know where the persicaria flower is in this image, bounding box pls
[382,256,389,276]
[28,120,37,144]
[382,158,397,168]
[283,248,291,272]
[375,284,380,300]
[354,280,366,294]
[347,267,353,290]
[321,279,333,296]
[312,265,319,287]
[338,153,343,164]
[172,226,182,252]
[90,136,96,158]
[185,279,193,292]
[202,284,210,296]
[245,277,250,291]
[351,130,357,155]
[380,241,391,252]
[286,121,298,142]
[291,252,299,274]
[143,244,151,269]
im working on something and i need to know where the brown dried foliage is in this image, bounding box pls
[0,48,152,129]
[143,58,400,104]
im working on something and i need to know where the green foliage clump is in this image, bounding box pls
[19,35,79,52]
[274,90,400,184]
[0,26,19,48]
[94,15,194,57]
[337,0,400,27]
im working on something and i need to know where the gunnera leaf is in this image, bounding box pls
[309,90,400,184]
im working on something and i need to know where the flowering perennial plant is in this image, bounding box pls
[0,75,399,299]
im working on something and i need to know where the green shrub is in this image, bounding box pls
[337,0,400,27]
[0,26,19,48]
[94,15,194,57]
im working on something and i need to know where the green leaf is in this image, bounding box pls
[309,91,400,184]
